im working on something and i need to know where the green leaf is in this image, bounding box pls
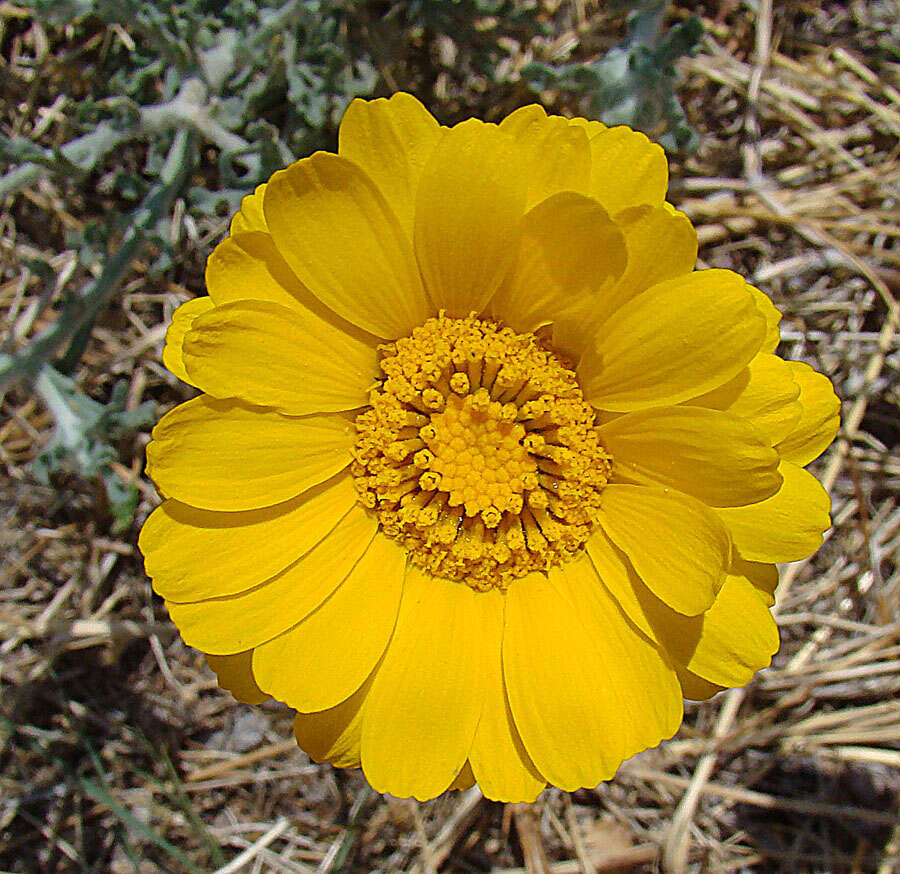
[521,0,702,152]
[30,367,155,530]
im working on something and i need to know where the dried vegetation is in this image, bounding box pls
[1,1,899,872]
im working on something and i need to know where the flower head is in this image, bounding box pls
[140,94,839,802]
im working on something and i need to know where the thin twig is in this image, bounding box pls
[212,818,289,874]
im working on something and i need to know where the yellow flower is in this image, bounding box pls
[140,94,839,802]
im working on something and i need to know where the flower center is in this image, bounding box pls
[424,391,536,519]
[352,315,612,590]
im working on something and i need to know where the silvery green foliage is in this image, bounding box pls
[24,0,539,192]
[398,0,546,76]
[28,0,370,193]
[522,0,701,151]
[29,368,156,531]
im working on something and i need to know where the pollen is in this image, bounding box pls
[352,315,613,590]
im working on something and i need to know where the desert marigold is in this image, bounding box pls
[140,93,840,802]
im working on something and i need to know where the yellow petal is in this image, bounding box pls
[566,116,607,137]
[503,110,606,138]
[338,93,442,239]
[587,126,668,215]
[414,119,527,317]
[599,406,782,507]
[166,505,377,654]
[607,203,698,314]
[264,152,431,338]
[361,567,497,801]
[640,572,779,688]
[747,285,782,352]
[554,555,683,753]
[293,676,372,768]
[677,667,725,701]
[145,396,354,511]
[183,300,377,415]
[776,361,840,465]
[591,535,779,688]
[207,231,308,312]
[502,572,626,791]
[449,761,476,792]
[597,485,730,615]
[579,270,766,411]
[551,203,697,358]
[489,192,625,334]
[140,472,357,601]
[715,460,831,562]
[679,573,779,686]
[252,535,406,712]
[230,183,267,234]
[518,119,590,207]
[586,528,657,642]
[498,104,547,136]
[498,108,591,208]
[205,651,268,704]
[207,231,377,345]
[737,557,779,606]
[689,353,802,447]
[162,297,214,385]
[468,598,546,803]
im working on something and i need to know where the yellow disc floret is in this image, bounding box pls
[426,391,536,518]
[352,315,612,590]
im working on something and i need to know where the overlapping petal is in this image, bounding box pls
[554,556,683,751]
[265,152,431,338]
[748,285,782,352]
[587,126,668,214]
[603,203,697,312]
[498,105,591,207]
[588,531,779,688]
[489,192,626,333]
[206,230,379,344]
[166,505,377,654]
[205,651,268,704]
[252,535,406,712]
[737,556,780,606]
[596,485,730,615]
[161,297,214,386]
[414,119,527,316]
[776,361,840,465]
[468,624,546,802]
[145,397,354,511]
[502,572,628,790]
[633,571,779,687]
[715,461,831,562]
[140,473,357,601]
[182,300,377,415]
[677,668,726,701]
[338,92,442,238]
[230,183,267,234]
[578,270,766,411]
[689,353,803,447]
[206,231,307,312]
[565,116,607,137]
[598,406,782,506]
[361,567,498,800]
[553,202,697,357]
[586,528,656,641]
[449,763,477,792]
[293,677,371,768]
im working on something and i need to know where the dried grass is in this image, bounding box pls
[1,1,899,872]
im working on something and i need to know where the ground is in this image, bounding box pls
[1,1,899,872]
